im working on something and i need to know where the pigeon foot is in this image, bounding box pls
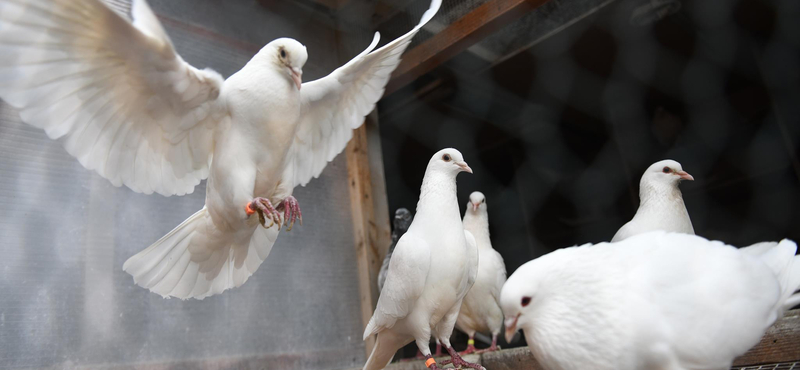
[246,197,282,229]
[473,335,500,354]
[440,346,485,370]
[276,196,303,231]
[458,342,476,356]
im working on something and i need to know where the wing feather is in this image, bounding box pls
[289,0,441,187]
[364,232,430,338]
[0,0,225,196]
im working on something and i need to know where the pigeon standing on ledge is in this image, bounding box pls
[502,231,800,370]
[612,160,694,242]
[0,0,441,299]
[363,148,482,370]
[455,192,506,355]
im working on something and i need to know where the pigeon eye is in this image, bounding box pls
[662,166,671,173]
[521,296,531,307]
[280,49,286,58]
[481,199,485,204]
[442,154,451,162]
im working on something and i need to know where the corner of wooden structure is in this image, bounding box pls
[346,111,392,357]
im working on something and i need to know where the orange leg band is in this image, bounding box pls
[245,202,255,216]
[425,358,436,368]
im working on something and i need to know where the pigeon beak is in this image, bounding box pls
[504,315,519,343]
[471,202,479,212]
[676,170,694,181]
[291,67,303,90]
[457,161,473,174]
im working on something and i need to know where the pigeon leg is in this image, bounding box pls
[474,334,500,354]
[441,345,485,370]
[459,335,477,355]
[424,354,446,370]
[246,197,282,229]
[434,342,443,357]
[276,195,303,231]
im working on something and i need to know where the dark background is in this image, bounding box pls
[376,0,800,282]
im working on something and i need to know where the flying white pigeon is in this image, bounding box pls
[0,0,441,299]
[502,231,800,370]
[362,148,482,370]
[455,191,506,355]
[378,208,413,292]
[612,160,695,242]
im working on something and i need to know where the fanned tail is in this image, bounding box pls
[746,239,800,311]
[122,207,279,299]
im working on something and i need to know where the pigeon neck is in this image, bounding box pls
[638,178,685,210]
[416,171,459,221]
[463,210,490,248]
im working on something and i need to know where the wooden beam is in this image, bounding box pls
[733,309,800,366]
[311,0,352,10]
[346,112,387,357]
[385,0,550,96]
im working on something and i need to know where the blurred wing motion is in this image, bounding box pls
[0,0,225,196]
[289,0,441,187]
[364,233,430,338]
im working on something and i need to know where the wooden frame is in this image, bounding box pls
[385,0,553,96]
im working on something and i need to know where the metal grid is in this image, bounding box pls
[736,363,800,370]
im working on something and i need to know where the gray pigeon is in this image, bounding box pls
[378,208,413,292]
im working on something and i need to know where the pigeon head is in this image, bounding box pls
[428,148,472,175]
[261,38,308,90]
[393,208,413,231]
[500,260,546,343]
[641,159,694,188]
[467,191,486,212]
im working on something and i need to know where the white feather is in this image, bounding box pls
[0,0,441,300]
[501,231,800,370]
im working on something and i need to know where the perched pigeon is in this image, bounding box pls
[612,160,694,242]
[502,231,800,370]
[0,0,441,299]
[378,208,413,292]
[363,148,481,370]
[455,192,506,355]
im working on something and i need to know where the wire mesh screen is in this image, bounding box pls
[0,1,375,369]
[377,0,800,268]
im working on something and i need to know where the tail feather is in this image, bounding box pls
[748,239,800,312]
[122,207,280,299]
[363,330,410,370]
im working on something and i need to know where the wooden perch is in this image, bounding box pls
[385,0,551,96]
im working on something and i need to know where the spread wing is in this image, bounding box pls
[0,0,225,196]
[288,0,441,187]
[363,232,430,338]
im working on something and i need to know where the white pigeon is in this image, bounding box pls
[612,160,695,242]
[0,0,441,299]
[378,208,413,292]
[455,191,506,355]
[362,148,482,370]
[502,231,800,370]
